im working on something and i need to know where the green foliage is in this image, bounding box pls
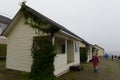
[21,3,60,80]
[30,36,56,80]
[80,47,87,63]
[92,47,96,52]
[92,47,98,53]
[21,4,59,36]
[80,53,87,63]
[0,44,7,56]
[20,3,60,80]
[118,56,120,60]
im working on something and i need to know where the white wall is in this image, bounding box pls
[54,54,68,76]
[6,14,80,76]
[6,15,37,72]
[79,41,86,47]
[74,41,80,64]
[54,38,80,76]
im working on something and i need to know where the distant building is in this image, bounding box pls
[0,15,11,34]
[0,15,11,44]
[94,44,104,56]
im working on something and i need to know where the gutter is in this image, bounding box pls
[60,29,83,41]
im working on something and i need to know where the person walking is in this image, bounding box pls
[104,53,109,60]
[91,52,100,73]
[111,55,114,60]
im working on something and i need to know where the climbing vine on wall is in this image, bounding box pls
[21,2,59,80]
[21,2,59,36]
[30,36,56,80]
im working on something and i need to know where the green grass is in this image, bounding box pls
[0,60,29,80]
[105,66,111,74]
[116,60,120,67]
[82,63,91,70]
[0,60,81,80]
[104,65,112,74]
[0,44,7,56]
[57,63,91,80]
[118,63,120,67]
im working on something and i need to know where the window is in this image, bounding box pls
[0,23,7,34]
[61,44,65,54]
[75,42,79,52]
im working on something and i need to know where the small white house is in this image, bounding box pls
[94,44,104,57]
[2,5,83,76]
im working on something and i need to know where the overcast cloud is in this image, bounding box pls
[0,0,120,55]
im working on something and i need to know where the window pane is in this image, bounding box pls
[61,44,65,53]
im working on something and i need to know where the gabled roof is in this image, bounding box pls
[1,5,83,41]
[81,40,92,46]
[0,15,11,24]
[94,44,104,50]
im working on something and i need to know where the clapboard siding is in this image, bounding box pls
[6,16,37,72]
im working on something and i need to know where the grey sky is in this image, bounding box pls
[0,0,120,55]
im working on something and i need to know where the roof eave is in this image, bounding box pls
[60,29,82,41]
[1,9,23,36]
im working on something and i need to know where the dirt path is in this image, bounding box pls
[58,58,120,80]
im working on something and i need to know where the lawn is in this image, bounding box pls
[1,58,119,80]
[0,59,88,80]
[0,60,91,80]
[57,63,91,80]
[0,60,29,80]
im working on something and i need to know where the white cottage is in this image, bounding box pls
[2,5,82,76]
[94,44,104,57]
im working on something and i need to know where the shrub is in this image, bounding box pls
[80,53,87,63]
[118,56,120,60]
[0,44,7,56]
[30,36,56,80]
[80,47,87,63]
